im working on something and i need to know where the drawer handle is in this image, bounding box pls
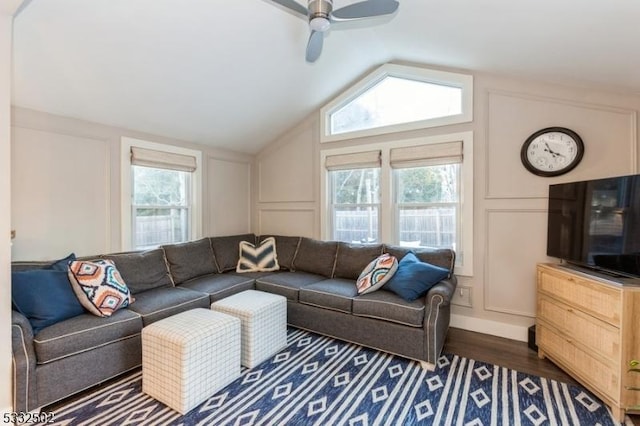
[567,308,574,313]
[566,339,573,344]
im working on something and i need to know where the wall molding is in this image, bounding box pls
[206,156,251,236]
[257,207,316,237]
[257,137,315,204]
[484,208,548,318]
[484,88,638,199]
[450,313,531,343]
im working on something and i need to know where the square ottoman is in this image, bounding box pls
[211,290,287,368]
[142,308,240,414]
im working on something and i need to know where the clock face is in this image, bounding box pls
[521,127,584,177]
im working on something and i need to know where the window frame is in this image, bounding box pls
[121,137,202,251]
[320,132,473,276]
[320,63,473,143]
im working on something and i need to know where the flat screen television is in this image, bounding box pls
[547,174,640,279]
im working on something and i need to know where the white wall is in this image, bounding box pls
[253,64,640,341]
[11,107,253,260]
[3,0,26,414]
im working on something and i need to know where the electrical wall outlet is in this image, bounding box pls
[452,285,472,307]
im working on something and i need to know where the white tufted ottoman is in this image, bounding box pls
[211,290,287,368]
[141,308,240,414]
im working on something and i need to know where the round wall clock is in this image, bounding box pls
[520,127,584,177]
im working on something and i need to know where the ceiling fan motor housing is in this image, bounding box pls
[308,0,333,31]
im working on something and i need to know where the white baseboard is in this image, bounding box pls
[450,314,532,342]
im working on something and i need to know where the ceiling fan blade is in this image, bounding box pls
[331,0,399,20]
[269,0,308,19]
[306,30,324,63]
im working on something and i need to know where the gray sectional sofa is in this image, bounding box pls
[11,234,457,413]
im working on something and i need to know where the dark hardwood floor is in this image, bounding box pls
[445,327,639,425]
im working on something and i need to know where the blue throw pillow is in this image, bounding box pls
[45,252,76,271]
[383,252,450,301]
[11,254,84,334]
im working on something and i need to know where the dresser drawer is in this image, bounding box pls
[538,324,620,400]
[538,268,622,326]
[537,296,620,364]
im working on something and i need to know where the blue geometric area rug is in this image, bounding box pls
[40,328,621,425]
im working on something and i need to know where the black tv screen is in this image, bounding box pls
[547,174,640,278]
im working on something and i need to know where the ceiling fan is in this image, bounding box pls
[269,0,399,62]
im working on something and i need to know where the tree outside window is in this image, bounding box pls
[330,168,380,243]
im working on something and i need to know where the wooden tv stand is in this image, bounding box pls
[536,263,640,422]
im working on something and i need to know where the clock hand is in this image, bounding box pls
[544,142,559,155]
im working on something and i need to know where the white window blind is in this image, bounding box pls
[390,141,463,168]
[131,147,197,172]
[325,150,381,171]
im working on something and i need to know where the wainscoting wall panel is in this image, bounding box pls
[258,208,315,237]
[207,157,251,236]
[486,90,636,199]
[484,209,553,317]
[11,127,111,260]
[258,126,315,203]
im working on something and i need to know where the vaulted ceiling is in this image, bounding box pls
[11,0,640,153]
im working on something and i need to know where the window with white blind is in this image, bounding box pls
[326,150,381,243]
[391,142,462,252]
[121,138,202,251]
[321,132,473,276]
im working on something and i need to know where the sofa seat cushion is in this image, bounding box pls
[163,238,217,284]
[255,272,326,301]
[179,273,256,302]
[101,249,173,293]
[229,271,279,280]
[299,279,358,313]
[127,287,209,326]
[352,290,425,327]
[33,308,143,365]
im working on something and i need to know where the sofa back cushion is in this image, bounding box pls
[292,238,338,277]
[383,244,455,273]
[210,234,257,272]
[258,235,301,271]
[101,249,173,294]
[333,243,384,280]
[163,238,217,284]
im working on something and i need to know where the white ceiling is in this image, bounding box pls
[11,0,640,154]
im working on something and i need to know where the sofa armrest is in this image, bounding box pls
[422,275,457,365]
[425,275,457,307]
[12,310,38,412]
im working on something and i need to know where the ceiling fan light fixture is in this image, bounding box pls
[309,16,331,32]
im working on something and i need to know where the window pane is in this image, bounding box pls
[398,206,456,249]
[333,205,379,244]
[134,207,189,249]
[331,76,462,135]
[133,166,188,206]
[330,167,380,243]
[395,164,460,250]
[396,164,459,203]
[331,168,380,204]
[132,165,191,250]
